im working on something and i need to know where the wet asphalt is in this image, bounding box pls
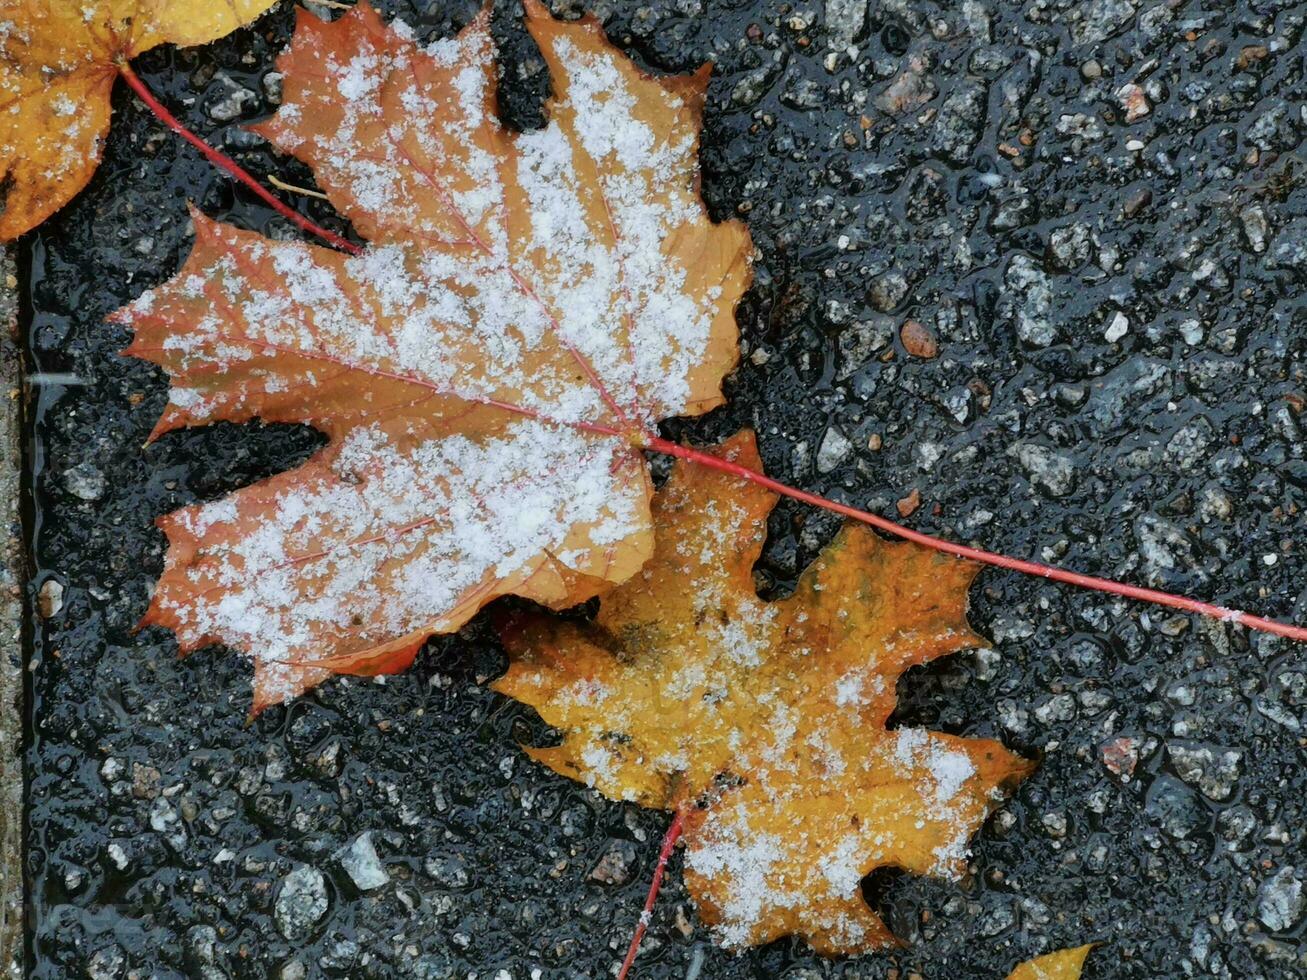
[18,0,1307,977]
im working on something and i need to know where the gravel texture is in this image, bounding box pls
[19,0,1307,977]
[2,249,24,978]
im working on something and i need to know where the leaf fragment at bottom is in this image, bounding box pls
[1006,944,1097,979]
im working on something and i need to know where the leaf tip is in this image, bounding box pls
[520,0,550,23]
[661,61,713,114]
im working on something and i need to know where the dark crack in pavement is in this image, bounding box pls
[19,0,1307,977]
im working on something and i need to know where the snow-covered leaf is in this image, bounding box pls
[495,431,1033,953]
[114,0,751,711]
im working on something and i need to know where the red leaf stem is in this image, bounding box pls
[644,435,1307,643]
[116,61,361,255]
[616,809,686,980]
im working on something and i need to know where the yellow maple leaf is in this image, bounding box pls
[113,0,751,711]
[0,0,278,240]
[1006,944,1097,979]
[495,430,1034,954]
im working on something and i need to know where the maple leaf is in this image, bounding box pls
[112,0,751,711]
[494,431,1034,954]
[0,0,277,239]
[1006,945,1096,980]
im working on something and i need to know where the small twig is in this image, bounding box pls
[115,61,361,255]
[267,174,329,200]
[617,810,686,980]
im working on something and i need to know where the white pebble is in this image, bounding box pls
[1104,311,1130,342]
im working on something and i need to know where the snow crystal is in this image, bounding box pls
[709,613,767,667]
[759,700,798,767]
[817,835,863,896]
[893,727,929,767]
[931,825,972,877]
[805,730,847,776]
[893,729,976,807]
[337,54,383,100]
[424,35,462,67]
[580,742,619,789]
[664,661,707,699]
[929,746,976,806]
[167,387,201,410]
[185,497,239,536]
[833,670,865,706]
[687,808,801,948]
[558,677,612,708]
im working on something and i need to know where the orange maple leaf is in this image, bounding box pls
[1007,944,1097,979]
[0,0,278,239]
[495,431,1034,954]
[111,0,751,711]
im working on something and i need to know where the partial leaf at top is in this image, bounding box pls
[0,0,278,239]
